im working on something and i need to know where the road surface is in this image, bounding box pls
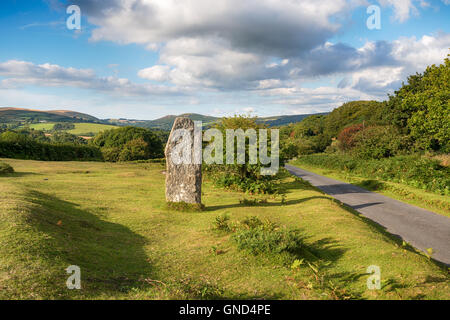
[285,164,450,266]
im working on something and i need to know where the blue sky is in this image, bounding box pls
[0,0,449,120]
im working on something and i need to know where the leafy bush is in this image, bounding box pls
[213,214,231,232]
[351,125,408,159]
[0,162,14,175]
[232,226,304,259]
[91,126,163,162]
[118,138,149,161]
[337,123,364,151]
[213,173,278,194]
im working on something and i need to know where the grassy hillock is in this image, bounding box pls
[0,159,448,299]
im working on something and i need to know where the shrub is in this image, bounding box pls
[213,214,231,232]
[118,138,149,161]
[232,227,304,259]
[0,162,14,175]
[213,173,278,194]
[337,123,364,151]
[351,125,408,159]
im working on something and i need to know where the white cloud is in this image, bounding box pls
[3,1,448,118]
[338,34,450,94]
[378,0,419,22]
[0,60,184,96]
[138,65,171,82]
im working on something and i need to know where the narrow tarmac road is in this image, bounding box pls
[285,164,450,266]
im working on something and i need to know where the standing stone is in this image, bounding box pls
[165,117,202,204]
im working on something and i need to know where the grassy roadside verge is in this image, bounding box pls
[0,158,448,299]
[289,159,450,217]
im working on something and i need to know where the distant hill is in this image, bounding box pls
[257,113,329,127]
[0,107,100,123]
[134,113,218,130]
[1,107,328,131]
[121,113,328,130]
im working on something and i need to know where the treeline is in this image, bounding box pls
[281,56,449,159]
[0,126,165,162]
[0,131,102,161]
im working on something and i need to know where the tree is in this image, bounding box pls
[387,57,449,152]
[207,115,281,194]
[91,126,164,161]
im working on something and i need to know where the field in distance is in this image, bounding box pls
[23,122,119,135]
[0,158,448,300]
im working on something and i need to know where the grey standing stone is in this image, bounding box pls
[165,117,202,204]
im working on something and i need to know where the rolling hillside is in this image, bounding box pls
[1,107,328,131]
[0,107,101,123]
[118,112,329,130]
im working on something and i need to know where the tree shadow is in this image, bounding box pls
[315,183,373,195]
[0,171,42,178]
[206,196,332,211]
[206,177,329,211]
[22,190,157,298]
[282,172,450,269]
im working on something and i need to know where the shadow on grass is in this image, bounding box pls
[23,190,157,298]
[0,171,42,178]
[206,177,327,211]
[206,196,332,211]
[295,179,450,270]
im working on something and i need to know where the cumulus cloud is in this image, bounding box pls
[71,0,350,55]
[378,0,420,22]
[0,60,184,96]
[66,0,448,94]
[70,0,360,90]
[337,33,450,94]
[13,0,448,116]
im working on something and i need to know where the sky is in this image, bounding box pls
[0,0,449,120]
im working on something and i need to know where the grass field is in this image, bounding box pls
[290,160,450,218]
[24,123,119,135]
[0,159,448,300]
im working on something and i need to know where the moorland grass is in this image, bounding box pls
[0,158,448,299]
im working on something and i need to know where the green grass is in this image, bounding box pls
[0,158,448,299]
[67,123,119,135]
[290,159,450,217]
[24,123,56,131]
[24,123,119,135]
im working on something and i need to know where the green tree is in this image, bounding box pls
[91,126,163,161]
[387,57,449,152]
